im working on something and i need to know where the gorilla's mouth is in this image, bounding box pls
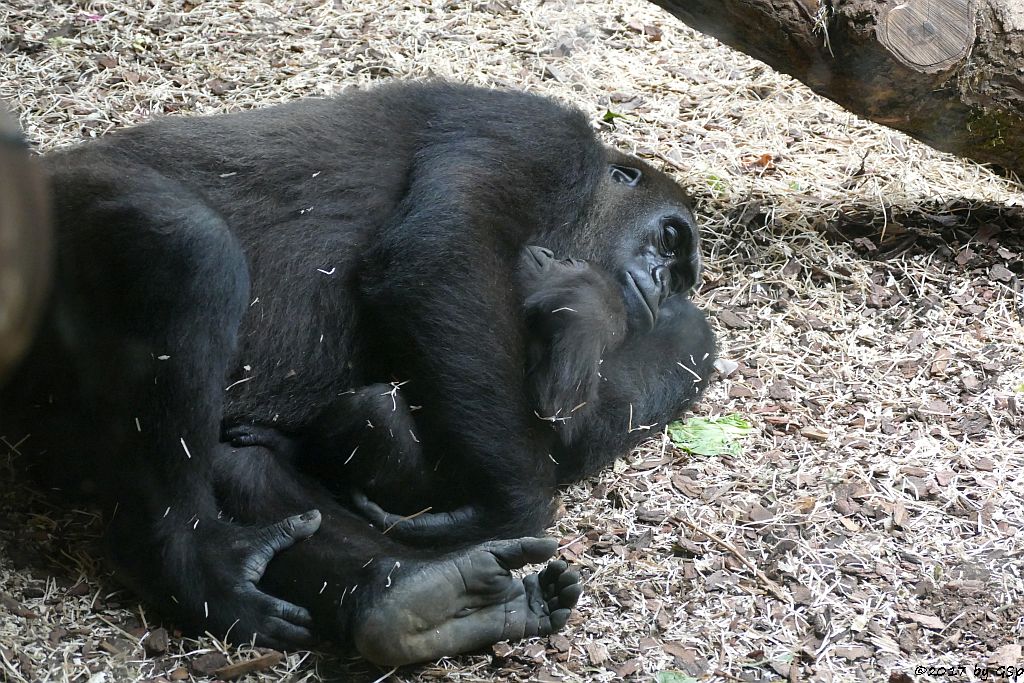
[626,272,656,328]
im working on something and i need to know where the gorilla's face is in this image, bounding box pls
[587,150,702,333]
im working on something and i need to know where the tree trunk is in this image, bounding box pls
[650,0,1024,178]
[0,109,51,382]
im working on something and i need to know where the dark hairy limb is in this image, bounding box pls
[212,441,582,665]
[6,155,322,647]
[225,382,439,514]
[518,246,627,428]
[359,186,563,542]
[301,383,438,511]
[226,248,627,518]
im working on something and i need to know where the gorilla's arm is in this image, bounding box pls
[355,260,716,532]
[354,294,714,533]
[226,383,437,514]
[224,248,624,519]
[355,144,598,544]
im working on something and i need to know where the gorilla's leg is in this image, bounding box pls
[18,159,321,646]
[349,538,581,666]
[553,294,716,482]
[213,443,582,666]
[224,382,437,513]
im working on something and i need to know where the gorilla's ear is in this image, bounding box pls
[609,165,642,187]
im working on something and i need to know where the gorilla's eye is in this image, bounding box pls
[609,165,642,186]
[661,223,679,256]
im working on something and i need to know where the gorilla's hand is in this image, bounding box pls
[126,511,322,649]
[222,423,302,459]
[518,246,627,424]
[351,490,478,543]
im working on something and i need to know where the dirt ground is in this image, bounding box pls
[1,1,1023,681]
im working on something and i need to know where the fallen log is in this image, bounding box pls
[650,0,1024,178]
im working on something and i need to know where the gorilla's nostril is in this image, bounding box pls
[652,266,670,293]
[526,245,554,268]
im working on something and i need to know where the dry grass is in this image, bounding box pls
[2,0,1023,681]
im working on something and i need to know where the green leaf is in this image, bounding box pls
[1016,382,1024,393]
[602,109,626,123]
[667,414,753,457]
[655,671,698,683]
[705,173,729,197]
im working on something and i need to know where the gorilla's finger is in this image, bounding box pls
[559,581,583,608]
[247,510,322,574]
[221,425,258,446]
[351,490,391,526]
[524,245,556,269]
[539,559,568,585]
[548,608,571,633]
[256,615,315,648]
[557,568,580,590]
[262,593,315,628]
[396,507,474,532]
[222,424,299,457]
[353,492,473,537]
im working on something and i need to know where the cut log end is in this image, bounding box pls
[878,0,976,72]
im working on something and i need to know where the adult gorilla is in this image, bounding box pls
[1,81,709,658]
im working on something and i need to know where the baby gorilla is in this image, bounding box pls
[223,245,630,514]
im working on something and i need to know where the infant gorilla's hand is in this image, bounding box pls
[517,246,627,425]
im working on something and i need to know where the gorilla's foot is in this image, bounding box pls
[351,537,582,666]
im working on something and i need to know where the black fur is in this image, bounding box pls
[229,247,714,510]
[1,81,714,649]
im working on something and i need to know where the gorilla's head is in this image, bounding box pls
[543,147,701,333]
